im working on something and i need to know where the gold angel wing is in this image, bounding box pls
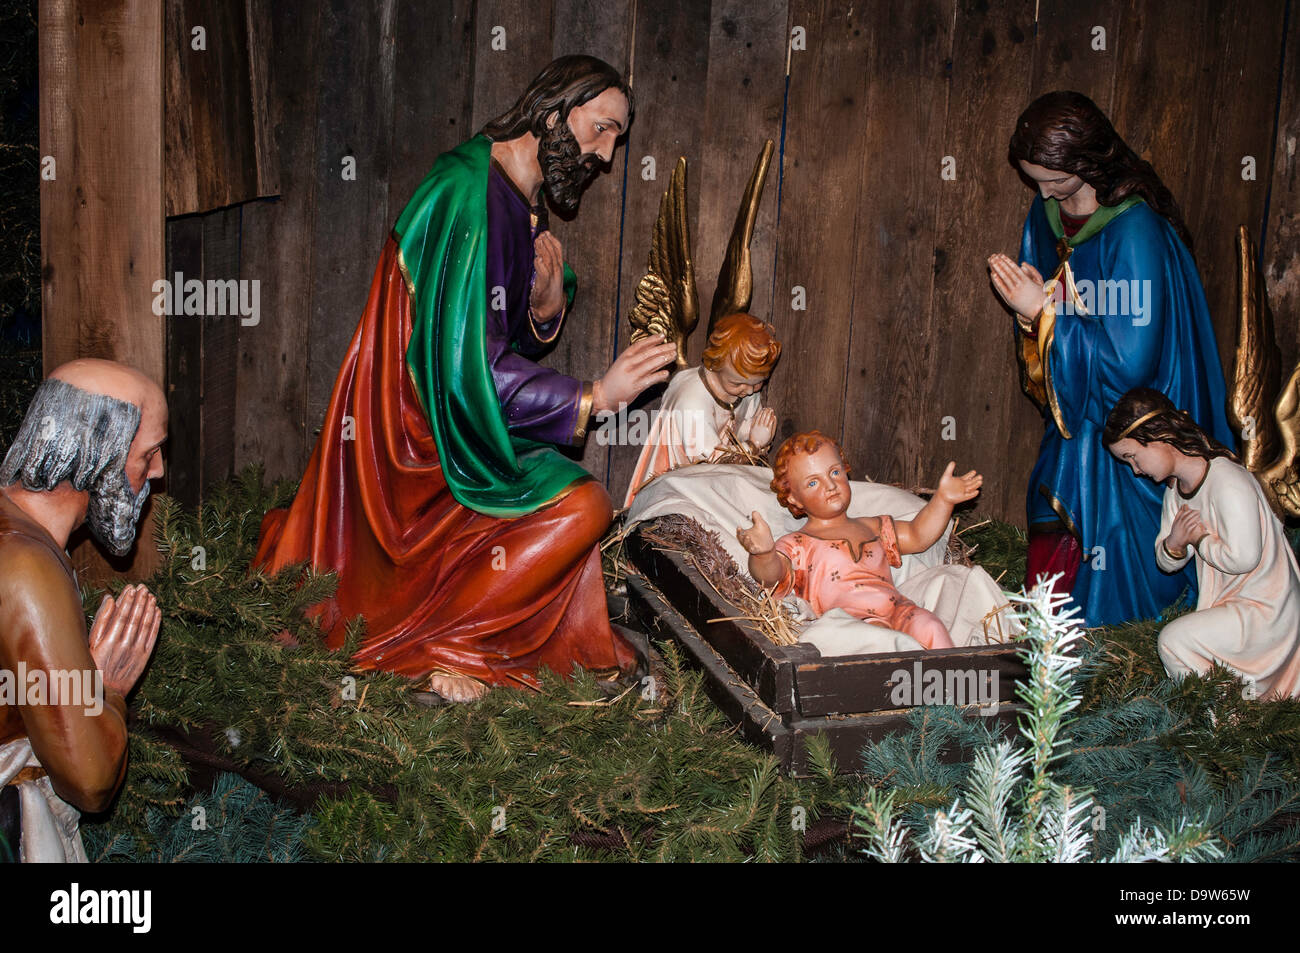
[1230,225,1281,472]
[708,138,775,334]
[1259,364,1300,517]
[1232,224,1300,517]
[628,157,698,368]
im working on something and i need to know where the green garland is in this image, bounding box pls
[80,469,849,861]
[76,470,1300,861]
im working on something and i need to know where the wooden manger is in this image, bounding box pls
[619,518,1029,776]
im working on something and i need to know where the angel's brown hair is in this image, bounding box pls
[1103,387,1237,462]
[770,430,850,516]
[702,313,782,379]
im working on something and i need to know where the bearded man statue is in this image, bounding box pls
[254,55,675,702]
[0,360,165,861]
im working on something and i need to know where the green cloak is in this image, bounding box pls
[395,134,586,518]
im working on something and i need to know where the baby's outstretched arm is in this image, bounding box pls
[737,511,788,588]
[895,462,983,554]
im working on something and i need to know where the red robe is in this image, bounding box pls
[253,237,636,687]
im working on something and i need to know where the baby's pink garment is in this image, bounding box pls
[773,515,949,649]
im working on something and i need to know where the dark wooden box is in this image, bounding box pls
[621,523,1028,775]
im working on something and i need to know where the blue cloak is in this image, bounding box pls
[1018,196,1233,626]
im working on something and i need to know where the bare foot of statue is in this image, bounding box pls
[426,673,490,703]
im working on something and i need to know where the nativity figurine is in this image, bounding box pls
[253,56,675,703]
[624,312,780,507]
[0,360,165,861]
[1106,387,1300,699]
[736,431,983,651]
[989,90,1232,629]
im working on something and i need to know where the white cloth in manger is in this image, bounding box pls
[624,463,1021,655]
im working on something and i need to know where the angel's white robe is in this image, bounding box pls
[623,367,764,508]
[1154,457,1300,699]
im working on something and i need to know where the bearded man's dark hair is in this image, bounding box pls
[1009,90,1193,251]
[480,54,633,215]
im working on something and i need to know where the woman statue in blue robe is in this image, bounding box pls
[988,91,1233,627]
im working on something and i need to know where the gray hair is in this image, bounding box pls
[0,378,142,493]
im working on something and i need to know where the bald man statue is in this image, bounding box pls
[0,360,165,862]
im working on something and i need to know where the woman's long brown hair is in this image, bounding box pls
[1009,91,1193,251]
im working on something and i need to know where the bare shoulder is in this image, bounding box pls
[0,532,82,633]
[0,531,75,588]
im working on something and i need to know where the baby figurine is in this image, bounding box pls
[736,431,983,650]
[624,313,781,507]
[1105,387,1300,698]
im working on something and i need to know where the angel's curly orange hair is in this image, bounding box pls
[770,430,850,516]
[701,313,782,378]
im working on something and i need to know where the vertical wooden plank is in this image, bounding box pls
[1028,0,1120,109]
[766,1,862,456]
[1118,0,1289,377]
[165,0,269,216]
[165,217,205,511]
[548,0,635,485]
[163,206,238,506]
[606,0,714,498]
[199,206,240,495]
[833,0,954,489]
[471,0,557,133]
[40,0,166,377]
[1111,0,1288,374]
[40,0,165,581]
[243,0,281,198]
[1105,0,1213,223]
[305,0,399,437]
[1192,0,1289,374]
[165,0,200,215]
[929,0,1042,525]
[1265,2,1300,373]
[233,0,323,481]
[387,0,475,220]
[692,0,788,359]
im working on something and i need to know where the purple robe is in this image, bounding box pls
[485,161,586,446]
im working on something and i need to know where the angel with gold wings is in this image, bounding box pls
[622,141,785,507]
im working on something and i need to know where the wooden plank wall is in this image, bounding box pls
[164,0,280,217]
[220,0,1299,527]
[40,0,165,581]
[163,208,241,510]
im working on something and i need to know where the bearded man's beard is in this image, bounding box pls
[538,117,600,214]
[86,468,151,556]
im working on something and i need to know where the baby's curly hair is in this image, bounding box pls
[770,430,850,516]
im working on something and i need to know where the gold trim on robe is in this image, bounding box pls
[1016,242,1084,440]
[1039,483,1082,541]
[573,382,594,441]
